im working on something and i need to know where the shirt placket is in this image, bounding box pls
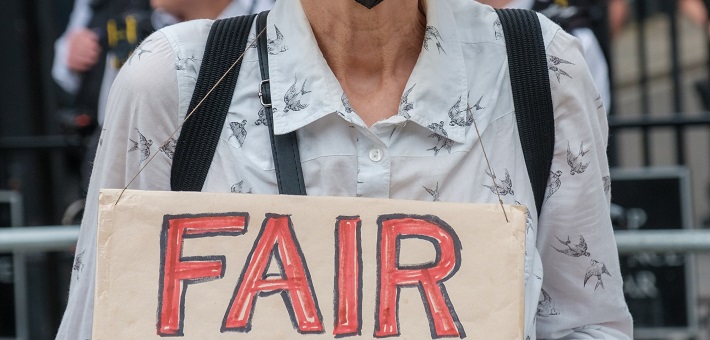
[355,127,391,198]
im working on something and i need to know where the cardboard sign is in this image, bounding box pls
[94,189,526,339]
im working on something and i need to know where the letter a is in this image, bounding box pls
[223,214,324,333]
[375,214,465,338]
[158,213,249,336]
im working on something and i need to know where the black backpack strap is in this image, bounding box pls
[171,14,257,191]
[256,11,307,195]
[495,9,555,217]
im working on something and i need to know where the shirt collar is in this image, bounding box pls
[267,0,468,144]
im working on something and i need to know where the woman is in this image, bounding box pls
[56,0,633,338]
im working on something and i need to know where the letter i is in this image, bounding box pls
[333,216,363,337]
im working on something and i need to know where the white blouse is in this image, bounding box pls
[56,0,632,339]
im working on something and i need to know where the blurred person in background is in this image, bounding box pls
[608,0,709,36]
[53,0,151,205]
[53,0,152,132]
[606,0,710,110]
[53,0,274,131]
[608,0,628,39]
[676,0,710,112]
[679,0,710,34]
[52,0,273,222]
[478,0,611,115]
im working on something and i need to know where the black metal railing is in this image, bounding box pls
[608,0,710,167]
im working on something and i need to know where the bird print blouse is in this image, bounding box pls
[56,0,633,339]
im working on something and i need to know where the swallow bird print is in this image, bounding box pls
[246,34,257,49]
[567,140,590,175]
[494,19,503,40]
[128,129,153,163]
[483,169,514,196]
[573,325,603,332]
[423,26,445,54]
[72,250,85,279]
[424,182,440,202]
[175,54,199,70]
[231,180,252,194]
[229,120,248,147]
[448,95,472,127]
[283,77,311,113]
[128,39,153,65]
[337,93,356,122]
[398,84,415,119]
[449,94,484,127]
[546,170,562,200]
[158,138,177,160]
[427,121,454,155]
[602,175,611,196]
[537,289,560,317]
[548,55,574,82]
[472,95,485,111]
[516,200,534,234]
[549,55,574,66]
[584,259,611,290]
[553,235,591,257]
[98,128,106,146]
[342,92,354,114]
[268,26,288,55]
[134,46,151,59]
[594,95,604,110]
[255,107,268,126]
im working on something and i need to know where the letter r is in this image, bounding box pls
[375,214,465,338]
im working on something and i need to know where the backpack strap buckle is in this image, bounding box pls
[258,79,272,108]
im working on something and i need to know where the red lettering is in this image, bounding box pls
[223,214,324,333]
[157,213,249,336]
[333,216,362,337]
[375,215,464,338]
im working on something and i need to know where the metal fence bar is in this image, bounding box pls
[0,135,82,151]
[634,0,652,166]
[2,227,710,254]
[615,229,710,254]
[609,113,710,128]
[665,2,686,165]
[0,226,80,252]
[1,190,27,340]
[0,191,23,228]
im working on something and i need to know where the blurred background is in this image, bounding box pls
[1,0,710,339]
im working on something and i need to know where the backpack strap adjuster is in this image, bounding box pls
[258,79,272,108]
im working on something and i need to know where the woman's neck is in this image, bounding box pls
[302,0,426,125]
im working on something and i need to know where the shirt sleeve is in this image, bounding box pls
[570,27,611,115]
[534,28,634,339]
[54,30,180,340]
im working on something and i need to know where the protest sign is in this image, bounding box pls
[93,189,526,339]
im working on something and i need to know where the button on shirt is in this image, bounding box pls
[56,0,633,338]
